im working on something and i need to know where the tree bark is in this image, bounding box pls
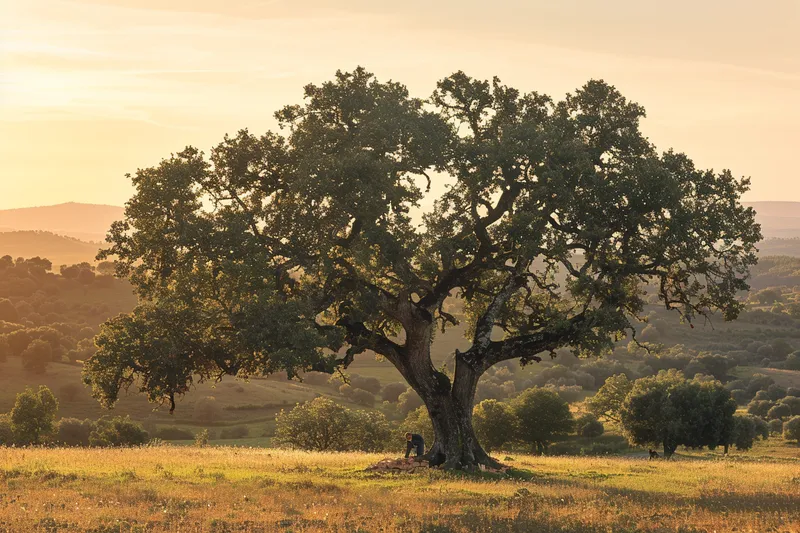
[396,321,500,470]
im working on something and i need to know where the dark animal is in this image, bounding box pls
[648,449,660,460]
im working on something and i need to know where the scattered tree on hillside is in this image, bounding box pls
[0,298,19,323]
[10,385,58,445]
[587,373,632,423]
[783,416,800,442]
[21,338,52,374]
[511,387,573,454]
[89,416,149,447]
[472,399,517,452]
[83,68,761,469]
[576,413,605,439]
[620,371,736,457]
[273,397,391,452]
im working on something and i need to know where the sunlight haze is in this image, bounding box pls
[1,0,798,209]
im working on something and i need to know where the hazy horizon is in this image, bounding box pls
[1,0,798,209]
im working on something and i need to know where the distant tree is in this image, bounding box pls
[472,399,517,452]
[0,337,8,364]
[780,396,800,416]
[350,388,376,407]
[55,418,96,446]
[766,384,787,401]
[693,354,733,381]
[21,338,52,374]
[0,414,14,445]
[783,416,800,442]
[747,400,775,418]
[89,416,149,447]
[770,339,794,360]
[0,299,19,323]
[728,415,758,451]
[10,385,59,444]
[587,373,632,423]
[753,289,781,305]
[83,68,761,469]
[96,261,117,277]
[60,262,94,280]
[767,419,783,435]
[512,387,573,454]
[6,329,31,356]
[767,403,791,420]
[273,397,355,451]
[620,371,736,457]
[785,354,800,371]
[381,382,408,403]
[350,375,382,395]
[638,324,660,343]
[397,389,424,416]
[576,413,605,439]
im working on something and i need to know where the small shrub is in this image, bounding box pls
[195,429,210,447]
[55,418,95,446]
[89,416,149,447]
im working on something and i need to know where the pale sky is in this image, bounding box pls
[1,0,798,210]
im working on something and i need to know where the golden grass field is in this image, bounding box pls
[1,446,798,532]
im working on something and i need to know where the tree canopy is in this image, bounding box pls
[83,67,761,469]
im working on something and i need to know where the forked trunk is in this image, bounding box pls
[397,323,500,470]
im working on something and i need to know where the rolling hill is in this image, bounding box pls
[0,202,123,242]
[0,231,102,267]
[745,201,800,239]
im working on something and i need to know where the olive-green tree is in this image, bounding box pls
[511,387,574,454]
[472,399,517,452]
[620,371,737,457]
[10,385,59,445]
[82,68,760,469]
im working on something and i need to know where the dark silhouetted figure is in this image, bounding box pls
[405,432,425,459]
[649,449,660,460]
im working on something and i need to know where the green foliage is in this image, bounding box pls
[402,407,434,446]
[55,418,96,446]
[783,416,800,442]
[0,414,14,445]
[88,416,149,447]
[576,413,605,439]
[10,385,58,445]
[194,429,210,447]
[381,382,407,403]
[767,403,792,420]
[619,371,736,456]
[587,373,632,423]
[0,298,19,322]
[472,399,517,452]
[21,338,52,374]
[273,397,390,452]
[396,389,424,416]
[511,387,573,454]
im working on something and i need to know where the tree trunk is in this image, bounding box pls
[396,322,500,470]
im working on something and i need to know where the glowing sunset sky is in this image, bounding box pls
[1,0,798,209]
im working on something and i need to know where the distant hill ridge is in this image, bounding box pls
[0,202,123,242]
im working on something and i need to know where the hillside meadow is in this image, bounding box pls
[1,446,799,532]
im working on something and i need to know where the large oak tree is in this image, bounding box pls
[83,68,760,469]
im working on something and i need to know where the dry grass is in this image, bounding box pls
[1,447,798,532]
